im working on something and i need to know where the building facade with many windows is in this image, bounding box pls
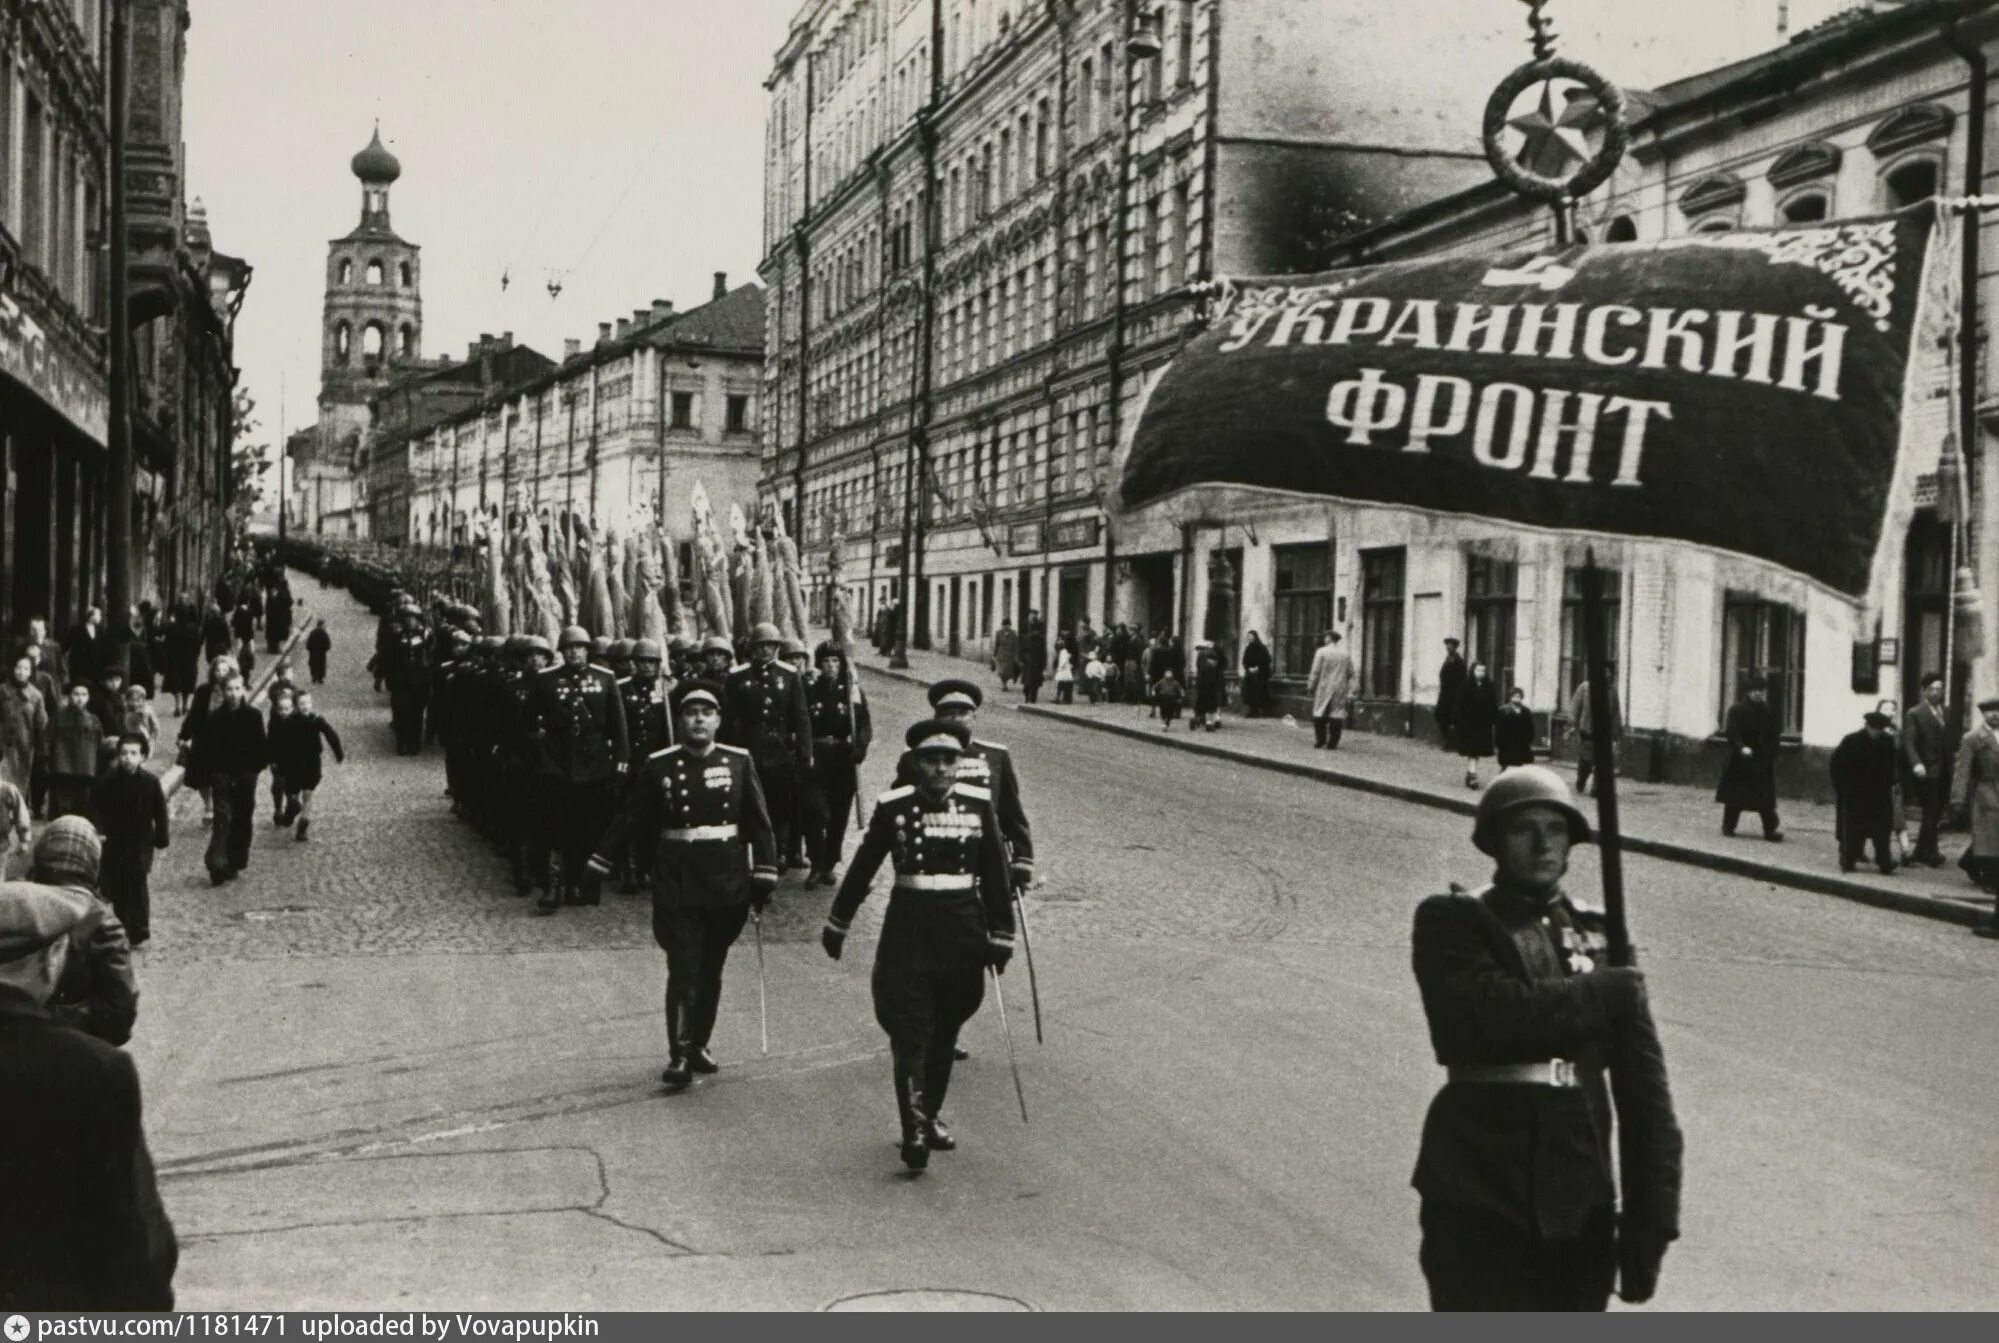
[759,0,1502,652]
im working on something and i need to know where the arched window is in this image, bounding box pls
[399,324,414,356]
[1693,216,1735,235]
[1678,173,1745,233]
[1782,192,1829,224]
[366,259,384,286]
[399,261,412,288]
[363,322,385,359]
[1885,157,1940,210]
[1605,215,1638,243]
[334,322,352,364]
[337,258,353,284]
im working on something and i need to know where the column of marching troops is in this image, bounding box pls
[360,592,1035,1176]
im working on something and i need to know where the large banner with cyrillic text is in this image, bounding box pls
[1121,215,1939,601]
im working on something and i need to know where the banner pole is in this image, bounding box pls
[1580,550,1634,968]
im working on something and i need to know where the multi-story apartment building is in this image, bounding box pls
[759,0,1507,656]
[391,276,765,579]
[3,0,245,637]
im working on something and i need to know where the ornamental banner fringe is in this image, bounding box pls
[1123,212,1952,620]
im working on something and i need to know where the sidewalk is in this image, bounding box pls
[850,642,1999,932]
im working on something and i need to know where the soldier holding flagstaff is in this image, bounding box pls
[802,640,871,887]
[823,718,1014,1172]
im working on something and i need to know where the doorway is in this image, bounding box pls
[949,577,963,658]
[1056,567,1088,640]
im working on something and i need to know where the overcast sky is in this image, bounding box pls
[182,0,1855,446]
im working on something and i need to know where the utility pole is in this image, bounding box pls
[105,0,133,627]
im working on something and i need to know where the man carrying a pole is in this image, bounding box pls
[803,640,872,887]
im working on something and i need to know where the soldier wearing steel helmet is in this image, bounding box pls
[620,638,675,760]
[525,626,629,912]
[607,637,637,682]
[721,623,813,875]
[802,640,872,886]
[497,634,553,893]
[1411,765,1682,1311]
[383,603,434,755]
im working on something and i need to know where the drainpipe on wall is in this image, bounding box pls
[1943,11,1987,735]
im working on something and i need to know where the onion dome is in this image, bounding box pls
[351,126,402,184]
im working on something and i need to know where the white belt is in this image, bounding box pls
[664,825,738,842]
[1447,1060,1579,1088]
[894,873,976,891]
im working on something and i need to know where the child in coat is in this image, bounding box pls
[1083,654,1107,704]
[1494,686,1537,768]
[1152,669,1186,730]
[269,688,344,840]
[49,682,105,819]
[1053,647,1076,704]
[91,733,169,947]
[266,685,297,825]
[119,683,162,758]
[306,619,332,684]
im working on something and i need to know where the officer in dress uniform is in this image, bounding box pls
[722,623,814,875]
[894,679,1034,888]
[803,640,872,887]
[500,635,553,894]
[822,718,1015,1171]
[1411,766,1682,1311]
[527,625,629,913]
[616,638,676,893]
[589,681,777,1088]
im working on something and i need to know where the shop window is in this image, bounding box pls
[1359,548,1405,698]
[1272,543,1332,678]
[1721,594,1806,736]
[1464,555,1518,695]
[1559,566,1622,712]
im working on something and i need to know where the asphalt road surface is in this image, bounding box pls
[133,583,1999,1310]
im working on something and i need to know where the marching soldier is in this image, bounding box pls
[607,638,637,683]
[526,625,629,913]
[1411,766,1682,1310]
[434,627,474,810]
[721,623,814,876]
[821,718,1014,1171]
[588,635,613,674]
[384,603,434,756]
[698,634,736,684]
[896,679,1033,889]
[803,640,872,887]
[500,634,554,894]
[589,681,777,1088]
[668,635,696,684]
[621,639,675,758]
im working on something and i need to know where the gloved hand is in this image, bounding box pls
[821,925,846,960]
[1589,965,1647,1023]
[1617,1222,1672,1304]
[750,874,776,912]
[1010,863,1033,891]
[988,941,1013,974]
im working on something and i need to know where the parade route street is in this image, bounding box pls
[130,582,1999,1311]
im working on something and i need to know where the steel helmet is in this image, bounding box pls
[701,635,736,657]
[502,634,529,655]
[781,638,809,659]
[588,635,612,658]
[522,634,555,658]
[558,624,591,650]
[477,635,504,652]
[749,622,784,646]
[609,637,636,661]
[631,638,664,662]
[1472,766,1593,856]
[668,635,695,655]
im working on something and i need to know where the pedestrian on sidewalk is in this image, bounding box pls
[1409,767,1681,1310]
[1152,667,1185,729]
[1144,634,1169,717]
[176,654,235,823]
[1308,630,1355,750]
[164,601,200,715]
[1122,632,1145,707]
[1241,631,1273,718]
[1832,707,1898,875]
[1021,618,1047,705]
[821,717,1015,1172]
[1435,638,1466,753]
[1568,678,1622,798]
[992,617,1019,691]
[1454,662,1500,789]
[266,581,294,654]
[1902,672,1949,867]
[1,651,49,804]
[306,618,332,684]
[1951,696,1999,892]
[0,880,178,1311]
[194,672,267,886]
[1193,642,1224,730]
[229,602,255,661]
[1053,645,1076,704]
[48,683,104,821]
[265,686,297,826]
[1875,698,1913,867]
[1716,676,1784,841]
[33,817,139,1046]
[90,735,169,947]
[269,688,343,842]
[1495,686,1536,768]
[1083,651,1107,705]
[117,685,160,762]
[588,681,777,1089]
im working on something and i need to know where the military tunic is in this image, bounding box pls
[827,782,1014,1140]
[384,619,433,755]
[894,739,1034,884]
[596,744,777,1057]
[527,662,629,901]
[721,659,813,869]
[804,672,872,874]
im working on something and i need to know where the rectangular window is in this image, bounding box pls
[1360,548,1405,698]
[1035,99,1051,178]
[0,57,12,222]
[1139,191,1160,300]
[1079,57,1095,138]
[1558,566,1622,713]
[670,391,695,429]
[23,93,45,267]
[1080,227,1099,321]
[726,394,750,433]
[998,128,1012,201]
[1272,544,1333,678]
[1463,555,1518,695]
[1721,595,1807,736]
[1166,181,1190,292]
[1177,0,1197,88]
[1144,11,1165,103]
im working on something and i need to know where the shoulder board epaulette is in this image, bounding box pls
[649,745,682,759]
[535,666,561,676]
[955,783,992,802]
[878,785,916,802]
[616,675,632,687]
[715,743,749,756]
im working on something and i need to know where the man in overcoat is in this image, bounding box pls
[1411,766,1682,1310]
[1435,638,1466,752]
[1831,709,1899,874]
[1951,695,1999,892]
[1716,676,1784,841]
[1902,672,1951,866]
[1307,630,1356,750]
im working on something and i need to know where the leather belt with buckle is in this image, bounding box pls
[1447,1060,1579,1087]
[664,824,738,842]
[894,873,977,892]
